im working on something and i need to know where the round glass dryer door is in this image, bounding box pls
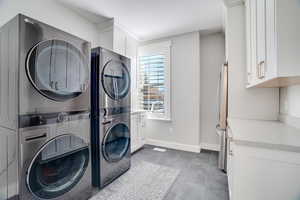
[26,135,89,199]
[26,40,89,101]
[102,123,130,162]
[101,60,130,100]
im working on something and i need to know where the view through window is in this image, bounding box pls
[139,55,165,114]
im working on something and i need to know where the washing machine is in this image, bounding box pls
[92,113,131,188]
[18,14,91,115]
[91,47,131,188]
[19,111,92,200]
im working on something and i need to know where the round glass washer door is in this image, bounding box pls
[101,60,130,100]
[26,135,89,199]
[26,40,89,102]
[102,123,130,162]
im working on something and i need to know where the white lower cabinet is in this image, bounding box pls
[228,141,300,200]
[131,112,146,153]
[0,127,18,200]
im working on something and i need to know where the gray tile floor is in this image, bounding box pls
[132,145,229,200]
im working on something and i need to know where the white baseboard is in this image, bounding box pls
[200,143,220,152]
[146,139,201,153]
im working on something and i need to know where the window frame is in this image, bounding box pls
[138,41,171,121]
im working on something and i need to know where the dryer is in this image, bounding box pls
[91,47,131,111]
[19,14,91,115]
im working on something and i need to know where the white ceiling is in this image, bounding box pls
[58,0,224,41]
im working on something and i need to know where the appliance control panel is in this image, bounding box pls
[19,111,90,128]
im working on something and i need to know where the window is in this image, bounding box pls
[138,41,171,120]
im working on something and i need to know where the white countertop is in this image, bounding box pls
[228,118,300,153]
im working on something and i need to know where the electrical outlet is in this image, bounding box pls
[169,127,173,133]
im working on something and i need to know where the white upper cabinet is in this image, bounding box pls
[96,20,138,58]
[245,0,300,88]
[96,20,139,111]
[113,25,127,56]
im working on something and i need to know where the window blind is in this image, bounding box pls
[138,55,165,113]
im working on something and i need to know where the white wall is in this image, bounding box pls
[226,5,279,121]
[280,86,300,118]
[0,0,100,46]
[279,86,300,129]
[142,32,201,152]
[200,32,225,149]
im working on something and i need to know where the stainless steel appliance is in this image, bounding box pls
[93,113,131,188]
[19,112,92,200]
[216,62,228,171]
[0,14,92,200]
[91,47,131,110]
[19,14,91,115]
[91,47,131,189]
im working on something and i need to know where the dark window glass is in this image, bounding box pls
[26,40,89,101]
[103,123,130,162]
[27,135,89,199]
[101,60,130,100]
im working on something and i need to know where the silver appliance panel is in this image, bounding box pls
[18,112,92,199]
[98,48,131,109]
[19,119,92,200]
[216,62,228,172]
[99,114,131,188]
[18,14,91,115]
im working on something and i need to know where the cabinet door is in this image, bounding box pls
[256,0,267,79]
[138,114,146,146]
[0,128,17,200]
[249,0,258,83]
[265,0,277,79]
[0,133,7,200]
[130,114,138,153]
[113,26,126,56]
[7,132,18,199]
[126,36,138,108]
[245,0,252,85]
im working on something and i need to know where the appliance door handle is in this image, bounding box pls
[102,120,112,125]
[25,133,47,142]
[216,124,226,131]
[216,124,226,136]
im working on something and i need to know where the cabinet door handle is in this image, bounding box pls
[256,64,260,79]
[260,61,265,79]
[257,61,265,79]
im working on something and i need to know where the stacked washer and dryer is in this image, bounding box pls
[0,14,131,200]
[0,14,93,200]
[91,47,131,189]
